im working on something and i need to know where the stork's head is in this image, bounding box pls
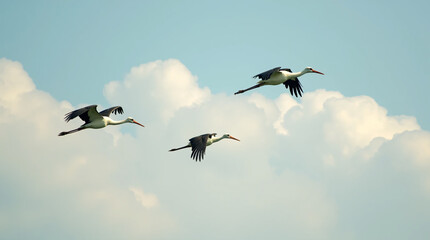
[223,133,240,141]
[304,67,324,75]
[127,117,145,127]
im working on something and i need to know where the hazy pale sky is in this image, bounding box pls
[1,1,429,239]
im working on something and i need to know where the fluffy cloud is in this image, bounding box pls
[0,58,175,240]
[0,58,35,105]
[103,59,211,123]
[1,58,429,240]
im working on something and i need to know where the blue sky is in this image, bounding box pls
[1,0,429,129]
[1,1,430,239]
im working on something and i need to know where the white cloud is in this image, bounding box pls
[129,187,159,208]
[0,58,35,105]
[103,59,211,123]
[1,58,430,240]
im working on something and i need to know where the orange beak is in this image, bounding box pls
[133,120,145,127]
[229,135,240,141]
[312,69,324,75]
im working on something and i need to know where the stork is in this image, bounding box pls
[169,133,240,161]
[58,105,144,136]
[234,67,324,97]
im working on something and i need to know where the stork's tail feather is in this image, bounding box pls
[58,128,84,136]
[169,145,190,152]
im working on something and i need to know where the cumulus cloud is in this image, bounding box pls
[1,58,429,240]
[103,59,211,123]
[0,58,174,240]
[0,58,35,105]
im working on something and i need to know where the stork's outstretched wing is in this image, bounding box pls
[283,78,304,97]
[189,134,210,161]
[253,67,281,80]
[280,68,292,73]
[99,106,124,117]
[64,105,102,123]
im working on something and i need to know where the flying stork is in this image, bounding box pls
[234,67,324,97]
[169,133,240,161]
[58,105,144,136]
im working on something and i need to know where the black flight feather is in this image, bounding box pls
[283,78,303,97]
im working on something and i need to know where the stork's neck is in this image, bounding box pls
[290,69,308,78]
[211,135,228,143]
[107,118,128,125]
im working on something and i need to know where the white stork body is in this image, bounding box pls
[257,72,285,85]
[84,117,129,129]
[84,117,109,129]
[257,71,300,85]
[169,133,240,161]
[235,67,324,97]
[59,105,144,136]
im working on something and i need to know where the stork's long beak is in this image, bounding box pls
[133,120,145,127]
[312,69,324,75]
[229,136,240,141]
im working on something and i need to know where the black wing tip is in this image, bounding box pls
[64,112,73,122]
[192,155,204,162]
[111,106,124,115]
[190,150,205,161]
[115,106,124,115]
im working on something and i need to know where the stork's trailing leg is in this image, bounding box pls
[234,83,263,95]
[58,127,85,136]
[169,145,191,152]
